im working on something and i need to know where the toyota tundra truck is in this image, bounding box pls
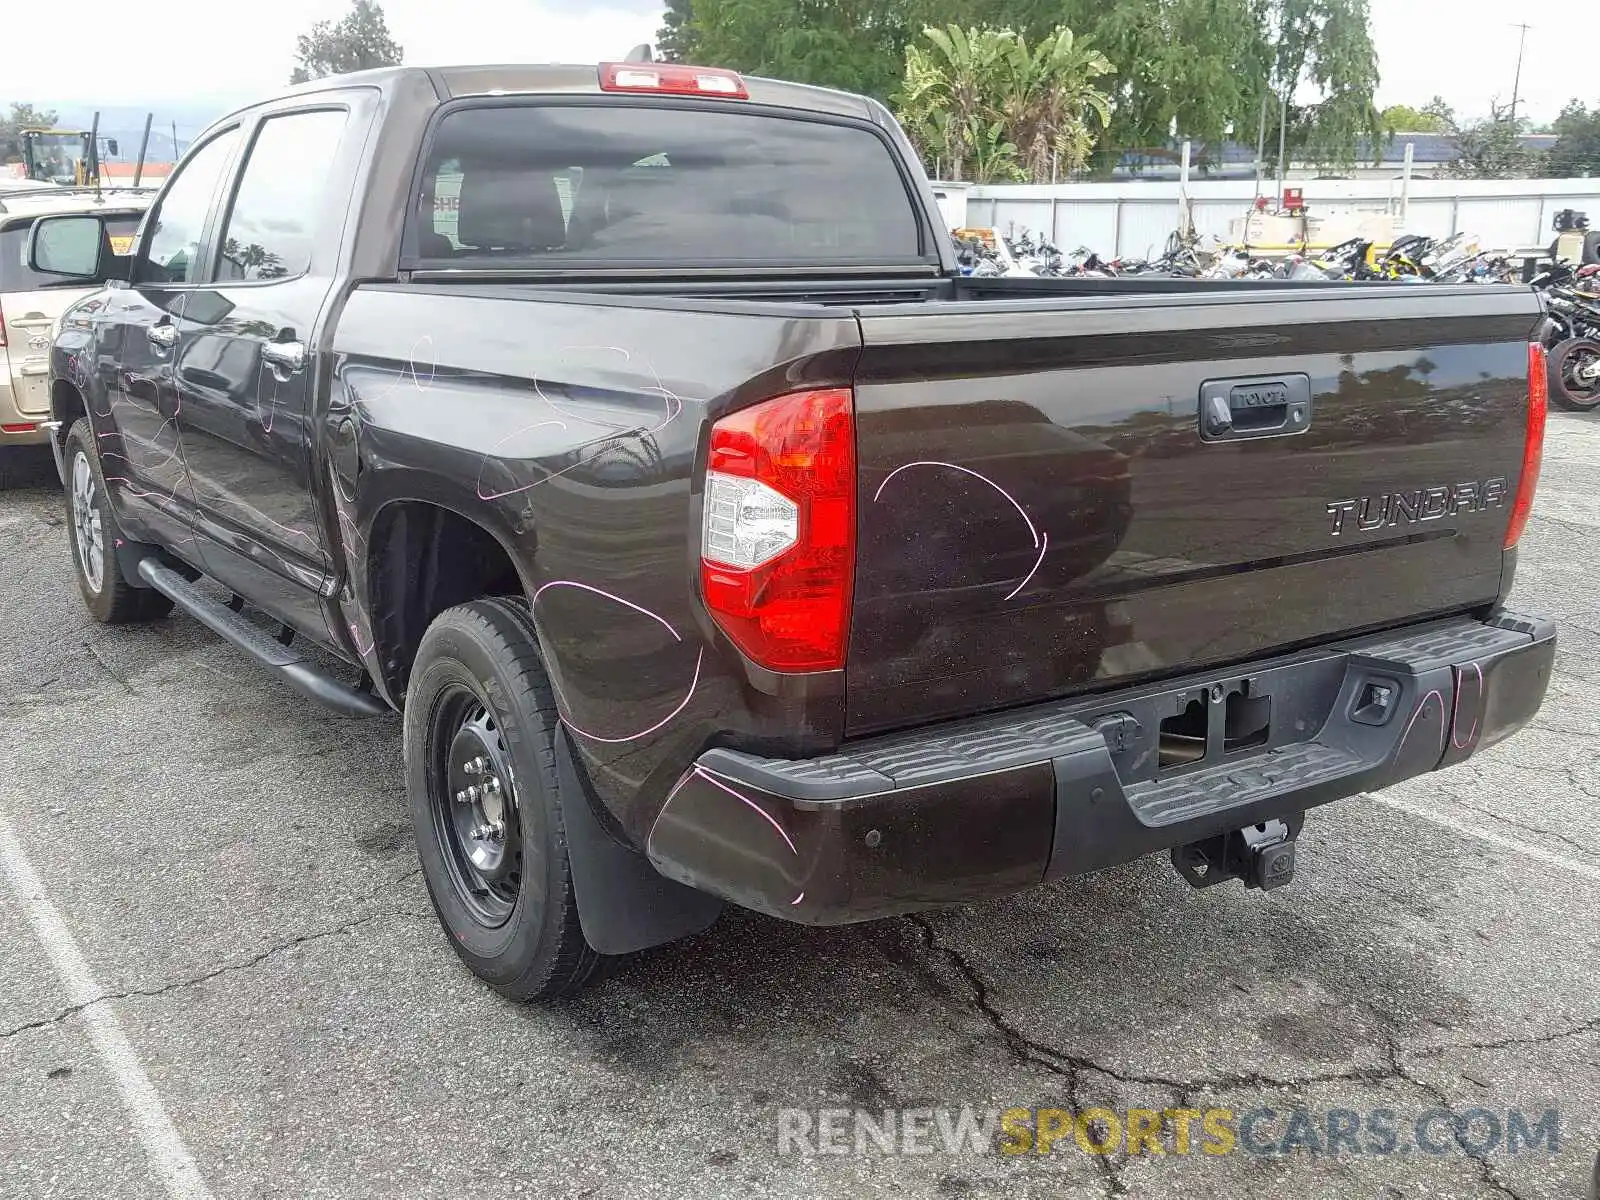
[29,61,1554,1000]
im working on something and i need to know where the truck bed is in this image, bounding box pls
[342,277,1541,748]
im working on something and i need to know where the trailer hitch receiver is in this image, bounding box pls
[1172,818,1298,892]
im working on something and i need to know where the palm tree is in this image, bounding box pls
[897,25,1015,182]
[998,28,1113,181]
[895,25,1114,184]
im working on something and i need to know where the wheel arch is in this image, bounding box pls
[361,493,535,704]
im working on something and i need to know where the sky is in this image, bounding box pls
[5,0,1597,127]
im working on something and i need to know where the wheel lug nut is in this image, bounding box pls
[454,789,469,804]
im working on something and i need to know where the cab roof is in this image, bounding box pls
[267,62,877,122]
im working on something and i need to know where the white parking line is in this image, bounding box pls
[1368,793,1600,884]
[0,811,215,1200]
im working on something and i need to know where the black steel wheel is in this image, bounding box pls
[404,598,610,1000]
[428,689,524,927]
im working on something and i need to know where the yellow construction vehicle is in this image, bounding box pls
[18,126,118,187]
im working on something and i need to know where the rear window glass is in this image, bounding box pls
[412,104,923,265]
[1,215,143,291]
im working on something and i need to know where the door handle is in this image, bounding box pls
[146,323,178,352]
[261,340,306,375]
[1199,374,1312,442]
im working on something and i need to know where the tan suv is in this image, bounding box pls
[0,186,150,472]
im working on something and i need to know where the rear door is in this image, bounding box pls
[0,212,142,420]
[846,286,1542,735]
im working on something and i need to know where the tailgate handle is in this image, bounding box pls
[1200,374,1311,442]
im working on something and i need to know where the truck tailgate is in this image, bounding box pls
[846,286,1543,735]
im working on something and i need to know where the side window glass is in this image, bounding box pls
[216,110,348,282]
[135,129,240,285]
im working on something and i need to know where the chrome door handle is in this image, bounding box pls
[261,340,306,374]
[146,323,178,351]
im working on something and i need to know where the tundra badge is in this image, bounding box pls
[1326,479,1510,536]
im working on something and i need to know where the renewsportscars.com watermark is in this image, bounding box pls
[776,1106,1563,1159]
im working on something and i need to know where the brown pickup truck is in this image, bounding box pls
[32,61,1554,1000]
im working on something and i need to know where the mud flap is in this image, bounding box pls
[556,731,722,955]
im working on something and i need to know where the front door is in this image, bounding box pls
[172,106,355,635]
[95,127,241,551]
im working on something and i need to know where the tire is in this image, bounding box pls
[404,598,611,1001]
[1549,338,1600,412]
[62,420,174,624]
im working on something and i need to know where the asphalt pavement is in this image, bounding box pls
[0,419,1595,1200]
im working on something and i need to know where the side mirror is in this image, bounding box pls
[106,138,119,157]
[27,214,110,281]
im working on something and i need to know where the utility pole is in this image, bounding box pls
[1255,93,1268,190]
[1276,89,1288,204]
[1509,23,1532,124]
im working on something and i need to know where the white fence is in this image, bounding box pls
[960,178,1600,258]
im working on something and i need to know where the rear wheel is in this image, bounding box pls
[1549,338,1600,412]
[62,420,173,624]
[404,598,611,1001]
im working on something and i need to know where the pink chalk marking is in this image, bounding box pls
[348,621,375,657]
[474,419,574,501]
[874,460,1040,545]
[531,580,681,642]
[693,765,799,857]
[405,334,437,392]
[1451,662,1485,749]
[790,892,805,906]
[258,371,280,435]
[1004,531,1049,601]
[534,580,699,743]
[531,345,684,437]
[560,649,703,745]
[1398,689,1447,757]
[874,460,1046,600]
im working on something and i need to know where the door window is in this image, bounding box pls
[215,110,349,282]
[134,129,240,285]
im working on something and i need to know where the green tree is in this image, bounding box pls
[683,0,921,98]
[1381,100,1451,134]
[1265,0,1383,170]
[897,25,1016,181]
[1442,103,1543,180]
[289,0,402,84]
[1548,100,1600,178]
[1,101,60,164]
[997,27,1113,180]
[656,0,696,62]
[895,24,1112,182]
[658,0,1381,169]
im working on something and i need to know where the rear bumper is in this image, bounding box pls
[645,610,1555,923]
[0,378,51,446]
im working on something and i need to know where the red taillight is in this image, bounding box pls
[700,388,855,671]
[1,423,38,434]
[1504,341,1548,549]
[598,62,749,99]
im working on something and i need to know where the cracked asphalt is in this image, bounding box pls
[1,416,1597,1200]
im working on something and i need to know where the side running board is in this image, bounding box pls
[137,558,389,717]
